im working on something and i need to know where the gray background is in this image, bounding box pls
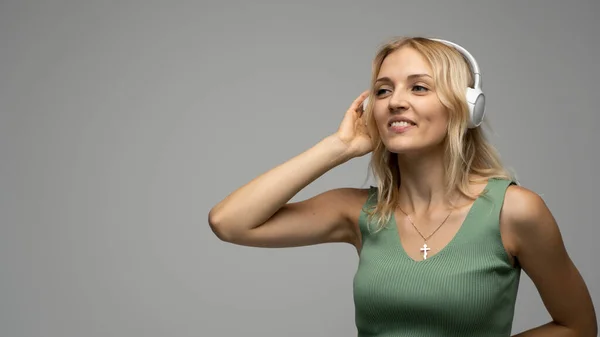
[1,0,598,336]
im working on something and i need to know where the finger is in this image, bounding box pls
[357,101,365,114]
[350,90,370,111]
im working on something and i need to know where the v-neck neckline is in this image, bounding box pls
[389,179,492,264]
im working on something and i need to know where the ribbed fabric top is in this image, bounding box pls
[353,178,521,337]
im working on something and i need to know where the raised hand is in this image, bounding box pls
[334,90,373,158]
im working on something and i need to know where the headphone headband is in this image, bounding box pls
[428,38,486,128]
[428,38,482,89]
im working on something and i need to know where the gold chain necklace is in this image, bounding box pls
[397,205,454,260]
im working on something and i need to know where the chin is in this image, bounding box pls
[384,139,444,155]
[387,147,424,155]
[384,141,422,154]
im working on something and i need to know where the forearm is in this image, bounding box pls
[208,135,351,233]
[512,321,590,337]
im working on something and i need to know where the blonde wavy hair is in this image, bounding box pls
[362,36,516,232]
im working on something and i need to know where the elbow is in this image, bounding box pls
[208,208,232,242]
[208,208,244,243]
[580,310,598,337]
[565,319,597,337]
[208,205,265,246]
[579,327,597,337]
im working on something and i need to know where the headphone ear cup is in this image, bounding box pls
[466,87,485,128]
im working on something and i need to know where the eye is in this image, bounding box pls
[412,85,429,92]
[376,88,390,96]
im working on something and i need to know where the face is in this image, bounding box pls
[372,46,449,154]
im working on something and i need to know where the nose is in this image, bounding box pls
[388,91,409,112]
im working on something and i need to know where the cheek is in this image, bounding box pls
[426,117,449,132]
[421,120,449,141]
[372,111,387,129]
[415,110,450,141]
[419,105,449,128]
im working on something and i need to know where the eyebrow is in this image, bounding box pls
[375,73,432,83]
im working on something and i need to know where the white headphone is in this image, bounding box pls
[364,38,485,129]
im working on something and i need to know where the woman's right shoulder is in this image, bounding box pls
[320,186,374,222]
[316,187,372,244]
[323,186,372,203]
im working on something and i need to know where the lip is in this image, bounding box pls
[387,116,417,126]
[387,116,417,134]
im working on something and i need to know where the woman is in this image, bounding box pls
[208,37,597,336]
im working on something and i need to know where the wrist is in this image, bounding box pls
[320,135,355,165]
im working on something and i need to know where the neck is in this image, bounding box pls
[396,146,455,215]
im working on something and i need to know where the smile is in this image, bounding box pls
[389,121,416,133]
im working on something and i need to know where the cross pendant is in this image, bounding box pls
[420,243,431,260]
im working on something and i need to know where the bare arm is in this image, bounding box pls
[208,91,372,248]
[505,186,597,337]
[209,135,359,246]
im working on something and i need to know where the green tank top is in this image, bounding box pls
[353,178,521,337]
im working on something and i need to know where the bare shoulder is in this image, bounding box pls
[503,185,549,229]
[333,186,371,208]
[501,184,557,256]
[318,186,371,248]
[338,187,369,217]
[322,186,371,224]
